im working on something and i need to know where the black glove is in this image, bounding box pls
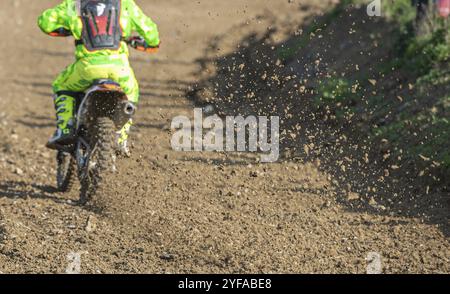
[127,36,160,53]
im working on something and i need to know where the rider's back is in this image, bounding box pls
[38,0,160,60]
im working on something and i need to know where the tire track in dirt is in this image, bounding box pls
[0,0,448,273]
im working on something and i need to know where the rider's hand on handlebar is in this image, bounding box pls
[126,36,160,53]
[49,28,72,37]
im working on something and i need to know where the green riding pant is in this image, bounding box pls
[53,54,139,103]
[52,54,138,142]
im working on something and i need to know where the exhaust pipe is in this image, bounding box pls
[123,102,136,116]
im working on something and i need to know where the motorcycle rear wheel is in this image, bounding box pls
[56,150,76,193]
[79,117,116,206]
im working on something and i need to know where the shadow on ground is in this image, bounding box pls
[0,181,72,205]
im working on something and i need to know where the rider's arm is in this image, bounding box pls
[37,1,69,35]
[128,0,160,47]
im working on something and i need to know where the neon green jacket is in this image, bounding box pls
[38,0,160,60]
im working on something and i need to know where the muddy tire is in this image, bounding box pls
[79,117,116,207]
[56,151,76,193]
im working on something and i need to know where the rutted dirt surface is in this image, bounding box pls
[0,0,448,273]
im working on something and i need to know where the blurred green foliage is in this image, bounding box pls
[315,0,450,172]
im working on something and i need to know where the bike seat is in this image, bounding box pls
[90,79,125,94]
[92,79,121,87]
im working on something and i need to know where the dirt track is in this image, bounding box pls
[0,0,448,273]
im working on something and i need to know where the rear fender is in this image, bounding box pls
[76,84,132,130]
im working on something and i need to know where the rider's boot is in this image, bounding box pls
[46,94,76,150]
[116,119,133,157]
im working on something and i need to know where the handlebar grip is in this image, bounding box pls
[135,45,159,53]
[49,28,72,37]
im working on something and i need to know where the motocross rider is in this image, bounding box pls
[38,0,160,154]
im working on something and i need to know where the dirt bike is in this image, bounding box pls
[55,78,137,204]
[50,29,158,204]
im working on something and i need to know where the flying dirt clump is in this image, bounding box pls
[190,2,449,234]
